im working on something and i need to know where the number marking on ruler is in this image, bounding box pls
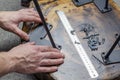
[56,11,99,78]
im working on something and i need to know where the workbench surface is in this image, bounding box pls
[23,0,120,80]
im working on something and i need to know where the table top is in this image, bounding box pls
[22,0,120,80]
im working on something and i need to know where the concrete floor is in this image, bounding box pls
[0,0,36,80]
[0,0,23,51]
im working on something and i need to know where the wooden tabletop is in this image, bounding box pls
[23,0,120,80]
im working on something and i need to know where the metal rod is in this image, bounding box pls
[105,35,120,59]
[104,0,109,9]
[33,0,56,48]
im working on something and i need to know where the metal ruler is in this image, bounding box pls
[56,11,99,78]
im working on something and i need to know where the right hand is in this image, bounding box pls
[8,42,64,74]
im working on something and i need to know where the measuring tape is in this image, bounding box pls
[56,11,99,78]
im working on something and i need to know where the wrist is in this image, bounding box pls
[0,12,5,27]
[0,52,16,76]
[7,50,27,73]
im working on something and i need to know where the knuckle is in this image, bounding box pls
[32,47,40,53]
[50,52,55,56]
[47,60,52,65]
[40,60,45,65]
[34,46,39,51]
[46,46,52,50]
[41,60,51,65]
[31,49,38,53]
[41,68,48,72]
[38,53,46,59]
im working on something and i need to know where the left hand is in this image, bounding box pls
[0,8,42,41]
[6,42,64,74]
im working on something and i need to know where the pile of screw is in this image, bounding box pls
[80,23,105,51]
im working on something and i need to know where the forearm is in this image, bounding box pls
[0,13,2,28]
[0,12,5,28]
[0,52,15,77]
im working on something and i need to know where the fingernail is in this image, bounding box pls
[55,67,58,71]
[60,59,64,63]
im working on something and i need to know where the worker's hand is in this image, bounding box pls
[0,8,41,41]
[7,42,64,74]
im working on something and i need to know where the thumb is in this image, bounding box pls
[13,27,29,41]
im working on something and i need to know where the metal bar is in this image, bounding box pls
[93,0,112,13]
[33,0,56,48]
[104,0,108,9]
[72,0,92,6]
[105,35,120,59]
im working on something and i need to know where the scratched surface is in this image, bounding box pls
[23,0,120,80]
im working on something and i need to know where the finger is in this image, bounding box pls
[18,8,42,23]
[42,52,64,59]
[25,8,35,12]
[22,15,41,23]
[13,27,29,41]
[35,66,58,73]
[36,46,60,52]
[25,9,40,18]
[40,58,64,66]
[24,11,40,17]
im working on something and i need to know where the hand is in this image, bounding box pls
[0,8,41,41]
[7,42,64,74]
